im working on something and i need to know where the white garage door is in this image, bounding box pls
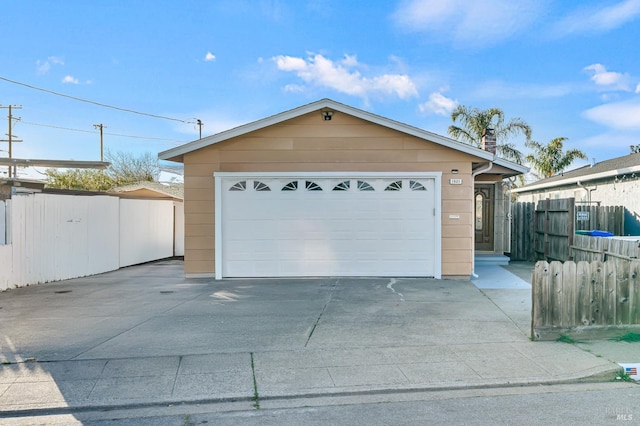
[215,173,441,278]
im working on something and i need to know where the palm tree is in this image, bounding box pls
[525,137,587,178]
[448,105,532,163]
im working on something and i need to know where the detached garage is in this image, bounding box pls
[159,99,526,280]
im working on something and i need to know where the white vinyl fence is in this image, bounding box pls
[0,193,184,291]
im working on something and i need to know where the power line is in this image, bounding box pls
[14,119,187,142]
[0,75,195,124]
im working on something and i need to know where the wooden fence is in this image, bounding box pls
[510,202,535,261]
[534,198,575,262]
[572,234,640,263]
[510,199,625,262]
[531,260,640,340]
[575,205,624,235]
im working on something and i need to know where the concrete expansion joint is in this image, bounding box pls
[305,279,340,347]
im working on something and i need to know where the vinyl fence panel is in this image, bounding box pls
[0,245,12,290]
[0,200,6,245]
[174,201,184,256]
[11,194,120,286]
[1,193,178,291]
[119,199,175,267]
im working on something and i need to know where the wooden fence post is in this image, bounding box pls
[590,262,605,326]
[531,261,550,339]
[603,261,617,326]
[630,260,640,324]
[550,261,563,327]
[560,261,576,327]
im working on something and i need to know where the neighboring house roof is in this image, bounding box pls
[109,181,184,200]
[0,158,109,169]
[513,152,640,193]
[159,98,528,176]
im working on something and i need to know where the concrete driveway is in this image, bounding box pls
[0,260,623,414]
[1,260,527,362]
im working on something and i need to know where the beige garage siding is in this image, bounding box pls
[183,111,475,278]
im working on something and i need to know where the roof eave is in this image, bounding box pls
[512,164,640,193]
[158,98,498,162]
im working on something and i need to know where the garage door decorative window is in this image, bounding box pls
[305,181,323,191]
[230,181,247,191]
[253,181,271,191]
[357,180,374,191]
[333,180,350,191]
[282,181,298,191]
[410,180,426,191]
[385,180,402,191]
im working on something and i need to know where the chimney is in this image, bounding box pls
[482,128,496,154]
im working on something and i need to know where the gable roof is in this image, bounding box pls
[109,181,184,200]
[159,98,527,175]
[513,152,640,193]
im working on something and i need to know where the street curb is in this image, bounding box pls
[0,365,627,419]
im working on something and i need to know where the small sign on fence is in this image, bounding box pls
[576,211,590,221]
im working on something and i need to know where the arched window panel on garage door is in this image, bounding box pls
[281,181,298,191]
[229,181,247,191]
[305,180,323,191]
[253,181,271,191]
[333,180,350,191]
[357,180,374,191]
[384,180,402,191]
[410,180,427,191]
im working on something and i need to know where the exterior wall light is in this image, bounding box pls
[322,110,333,121]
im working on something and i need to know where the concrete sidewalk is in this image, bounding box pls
[0,260,637,416]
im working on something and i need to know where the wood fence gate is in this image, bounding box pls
[510,198,624,261]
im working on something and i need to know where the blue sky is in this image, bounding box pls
[2,0,640,176]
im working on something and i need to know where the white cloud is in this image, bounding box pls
[583,99,640,130]
[392,0,543,47]
[553,0,640,35]
[584,63,631,90]
[472,80,575,100]
[36,56,64,74]
[272,53,418,100]
[204,51,216,61]
[419,92,457,116]
[635,83,640,93]
[62,75,79,84]
[283,83,305,93]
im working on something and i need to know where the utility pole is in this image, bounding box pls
[93,124,105,161]
[0,105,23,178]
[196,119,203,139]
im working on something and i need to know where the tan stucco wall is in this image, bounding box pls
[183,111,478,278]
